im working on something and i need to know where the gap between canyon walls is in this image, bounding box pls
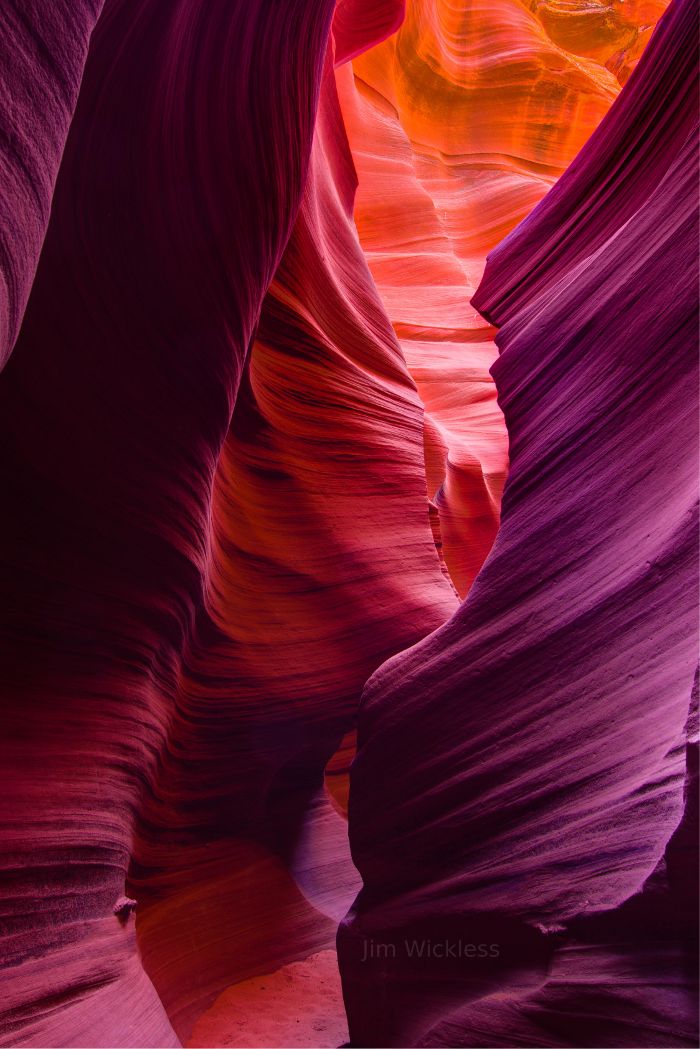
[336,0,671,600]
[338,0,698,1040]
[128,6,460,1047]
[167,3,675,1047]
[0,0,677,1047]
[134,1,677,1045]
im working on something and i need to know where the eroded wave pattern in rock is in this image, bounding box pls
[339,0,698,1044]
[0,0,694,1046]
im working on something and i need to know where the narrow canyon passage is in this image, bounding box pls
[170,2,678,1046]
[0,0,695,1047]
[338,0,664,597]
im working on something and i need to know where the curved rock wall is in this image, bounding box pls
[338,1,698,1043]
[0,0,692,1046]
[337,0,671,597]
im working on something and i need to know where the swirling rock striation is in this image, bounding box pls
[0,1,457,1045]
[0,0,694,1045]
[338,0,699,1043]
[472,0,696,327]
[130,33,456,1041]
[338,0,666,595]
[0,1,104,368]
[0,0,338,1044]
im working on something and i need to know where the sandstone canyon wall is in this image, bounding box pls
[338,0,698,1043]
[0,0,695,1047]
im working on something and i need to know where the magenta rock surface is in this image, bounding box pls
[0,1,105,367]
[0,0,696,1045]
[0,1,459,1046]
[0,0,337,1044]
[338,0,699,1043]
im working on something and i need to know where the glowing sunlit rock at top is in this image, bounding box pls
[337,0,669,595]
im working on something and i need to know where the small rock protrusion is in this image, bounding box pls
[113,895,138,922]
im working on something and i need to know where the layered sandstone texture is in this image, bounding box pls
[339,0,698,1043]
[336,0,669,594]
[0,0,694,1047]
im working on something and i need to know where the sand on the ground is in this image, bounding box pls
[186,949,349,1048]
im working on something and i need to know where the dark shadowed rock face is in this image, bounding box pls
[0,1,455,1044]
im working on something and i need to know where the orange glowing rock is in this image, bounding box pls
[336,0,667,595]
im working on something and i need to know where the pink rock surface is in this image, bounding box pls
[0,2,455,1045]
[0,1,106,367]
[338,0,698,1043]
[0,0,339,1043]
[336,0,664,597]
[0,0,693,1046]
[187,951,348,1049]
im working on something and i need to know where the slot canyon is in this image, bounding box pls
[0,0,697,1046]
